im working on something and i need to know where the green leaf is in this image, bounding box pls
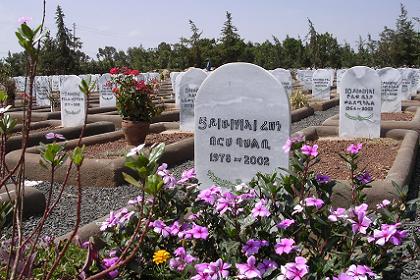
[148,143,165,163]
[122,172,140,187]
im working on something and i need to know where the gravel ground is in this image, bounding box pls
[1,105,419,278]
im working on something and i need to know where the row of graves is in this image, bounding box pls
[12,72,160,109]
[3,63,420,239]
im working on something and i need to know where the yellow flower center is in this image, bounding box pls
[153,249,170,265]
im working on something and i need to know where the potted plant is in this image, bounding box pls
[110,67,162,145]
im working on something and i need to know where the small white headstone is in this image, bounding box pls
[270,68,292,95]
[377,67,402,113]
[60,75,86,127]
[339,66,381,138]
[179,68,207,131]
[98,73,116,107]
[312,69,331,100]
[195,62,291,187]
[34,77,51,107]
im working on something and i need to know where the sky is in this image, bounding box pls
[0,0,419,59]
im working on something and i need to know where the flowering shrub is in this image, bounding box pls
[109,67,162,121]
[82,136,419,279]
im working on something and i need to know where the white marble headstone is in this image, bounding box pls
[179,68,207,132]
[339,66,381,138]
[377,67,402,113]
[35,77,51,107]
[270,68,292,96]
[312,69,331,100]
[174,73,185,108]
[195,62,291,188]
[98,73,116,107]
[60,75,86,127]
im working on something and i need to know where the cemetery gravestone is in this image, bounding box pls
[34,77,51,107]
[195,62,291,188]
[377,67,402,113]
[179,68,207,131]
[339,66,381,138]
[270,68,292,95]
[312,69,331,100]
[98,73,116,107]
[60,75,86,127]
[174,72,185,108]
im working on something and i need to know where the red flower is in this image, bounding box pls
[109,67,119,74]
[130,69,139,76]
[135,81,146,91]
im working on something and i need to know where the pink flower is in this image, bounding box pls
[301,144,318,157]
[178,168,196,183]
[376,199,391,209]
[275,238,295,255]
[45,132,65,140]
[188,224,208,239]
[328,208,348,222]
[236,256,261,279]
[346,143,363,155]
[349,212,371,234]
[18,16,32,25]
[346,264,376,279]
[282,134,305,153]
[252,199,270,218]
[304,197,324,209]
[280,256,308,280]
[277,219,295,229]
[151,220,171,237]
[204,259,231,278]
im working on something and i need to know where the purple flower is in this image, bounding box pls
[346,143,363,155]
[280,256,308,280]
[102,254,119,279]
[356,171,372,185]
[242,239,268,256]
[18,16,32,25]
[277,219,295,229]
[252,199,270,218]
[301,144,318,157]
[157,163,177,189]
[304,197,324,209]
[316,174,330,184]
[346,264,376,279]
[45,132,65,140]
[257,259,277,276]
[376,199,391,209]
[151,220,171,237]
[275,238,295,255]
[178,168,196,183]
[328,208,348,222]
[236,256,261,279]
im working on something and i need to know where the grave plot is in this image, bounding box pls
[322,106,420,134]
[295,125,418,207]
[6,122,193,187]
[5,121,115,153]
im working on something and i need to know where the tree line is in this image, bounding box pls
[1,3,419,77]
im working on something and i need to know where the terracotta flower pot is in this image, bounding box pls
[121,120,150,146]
